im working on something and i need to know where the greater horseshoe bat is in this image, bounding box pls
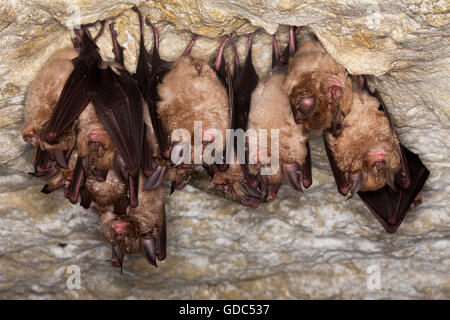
[89,172,166,269]
[133,6,232,193]
[31,23,146,209]
[132,6,171,191]
[228,33,264,207]
[283,40,353,134]
[247,27,312,198]
[22,48,79,150]
[156,47,230,184]
[323,76,429,232]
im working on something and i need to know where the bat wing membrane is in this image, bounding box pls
[323,79,430,232]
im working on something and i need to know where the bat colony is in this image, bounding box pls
[21,7,429,269]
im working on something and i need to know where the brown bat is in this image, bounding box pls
[88,172,166,269]
[323,76,429,232]
[132,7,171,191]
[34,23,147,209]
[133,6,232,193]
[283,40,353,134]
[22,48,79,149]
[247,27,312,199]
[156,52,230,186]
[213,33,264,208]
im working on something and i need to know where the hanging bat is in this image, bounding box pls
[323,76,429,232]
[133,6,232,193]
[22,48,79,150]
[218,33,265,208]
[156,45,230,190]
[132,6,171,191]
[29,22,147,210]
[247,27,312,199]
[23,24,106,193]
[283,40,353,135]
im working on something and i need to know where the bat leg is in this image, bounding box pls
[271,34,280,67]
[169,172,191,195]
[109,23,124,66]
[230,36,241,74]
[182,34,198,56]
[41,182,64,194]
[214,36,230,81]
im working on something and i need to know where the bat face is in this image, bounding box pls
[76,103,116,176]
[283,40,353,132]
[95,178,167,268]
[328,90,402,193]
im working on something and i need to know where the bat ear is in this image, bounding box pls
[326,84,343,102]
[323,76,344,103]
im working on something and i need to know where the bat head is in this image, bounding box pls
[361,149,398,191]
[288,72,346,129]
[111,217,140,255]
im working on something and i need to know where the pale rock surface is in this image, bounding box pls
[0,0,448,299]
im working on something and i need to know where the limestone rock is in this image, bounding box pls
[0,0,449,299]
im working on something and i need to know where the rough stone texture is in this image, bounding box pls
[0,0,449,299]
